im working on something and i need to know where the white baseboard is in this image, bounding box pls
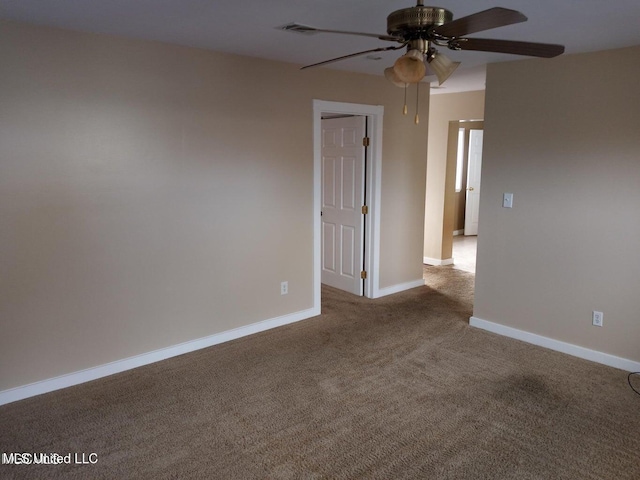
[453,230,464,236]
[375,279,425,298]
[469,316,640,372]
[423,256,454,266]
[0,307,320,406]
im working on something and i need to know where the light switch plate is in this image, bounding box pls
[503,193,514,208]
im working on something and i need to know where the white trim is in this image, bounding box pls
[469,316,640,372]
[453,229,464,236]
[313,100,384,300]
[375,279,425,298]
[423,256,454,266]
[0,307,319,406]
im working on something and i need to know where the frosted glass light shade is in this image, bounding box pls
[427,50,460,85]
[384,67,406,87]
[392,49,426,84]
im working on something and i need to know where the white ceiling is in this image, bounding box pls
[2,0,640,94]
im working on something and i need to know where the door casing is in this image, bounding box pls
[313,100,383,309]
[447,120,484,241]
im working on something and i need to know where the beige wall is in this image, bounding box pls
[424,90,485,261]
[0,20,428,391]
[475,46,640,362]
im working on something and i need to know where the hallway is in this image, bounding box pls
[452,235,477,274]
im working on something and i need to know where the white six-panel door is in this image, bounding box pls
[321,116,366,295]
[464,129,483,236]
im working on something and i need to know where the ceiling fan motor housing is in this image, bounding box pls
[387,5,453,39]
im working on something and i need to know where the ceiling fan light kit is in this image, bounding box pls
[426,49,461,85]
[384,67,406,88]
[296,0,564,121]
[393,49,427,83]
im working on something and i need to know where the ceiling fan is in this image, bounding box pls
[287,1,564,89]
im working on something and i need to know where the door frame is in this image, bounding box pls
[447,119,483,239]
[313,100,383,308]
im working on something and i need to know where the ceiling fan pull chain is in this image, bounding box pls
[403,84,408,115]
[414,81,420,125]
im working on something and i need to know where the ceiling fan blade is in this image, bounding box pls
[281,24,400,42]
[307,28,400,42]
[451,38,565,58]
[301,45,405,70]
[432,7,527,38]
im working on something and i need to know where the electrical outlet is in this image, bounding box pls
[592,311,603,327]
[281,281,288,295]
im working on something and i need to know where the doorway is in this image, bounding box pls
[449,120,483,272]
[313,100,383,308]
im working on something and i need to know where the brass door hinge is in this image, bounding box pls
[361,205,368,215]
[362,137,370,147]
[361,271,367,279]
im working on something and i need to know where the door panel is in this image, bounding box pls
[323,156,337,208]
[321,116,366,295]
[342,157,356,210]
[322,222,336,273]
[341,225,356,277]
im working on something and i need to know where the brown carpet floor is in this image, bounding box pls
[1,266,639,479]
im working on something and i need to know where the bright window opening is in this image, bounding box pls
[455,128,465,192]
